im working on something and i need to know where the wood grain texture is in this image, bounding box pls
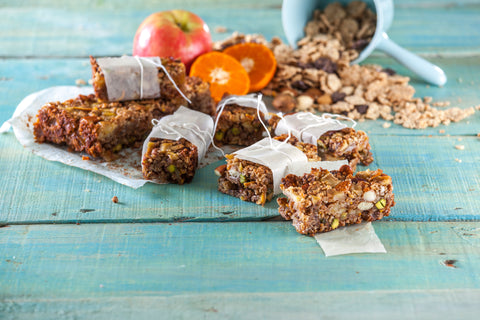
[1,221,480,319]
[2,290,480,320]
[1,134,479,223]
[0,1,479,57]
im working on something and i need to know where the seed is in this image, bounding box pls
[375,198,386,210]
[167,164,176,173]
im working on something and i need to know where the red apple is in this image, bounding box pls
[133,10,212,70]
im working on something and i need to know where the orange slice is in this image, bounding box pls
[189,51,250,102]
[223,42,277,92]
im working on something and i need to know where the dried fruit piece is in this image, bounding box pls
[223,42,277,92]
[190,51,250,102]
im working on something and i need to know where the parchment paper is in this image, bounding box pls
[0,86,223,188]
[275,112,348,145]
[314,222,387,256]
[234,138,347,194]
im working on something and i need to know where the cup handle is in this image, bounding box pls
[376,32,447,86]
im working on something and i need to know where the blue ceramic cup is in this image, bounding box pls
[282,0,447,86]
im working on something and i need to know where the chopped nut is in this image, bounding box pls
[316,93,332,105]
[375,198,386,210]
[215,131,224,141]
[272,93,296,112]
[358,201,374,211]
[363,190,376,202]
[214,164,226,177]
[382,122,391,128]
[296,95,314,111]
[331,218,339,230]
[112,196,119,203]
[455,145,465,150]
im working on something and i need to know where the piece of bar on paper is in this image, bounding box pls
[270,112,373,167]
[217,134,346,205]
[214,94,271,146]
[141,106,214,184]
[142,138,198,185]
[90,56,186,103]
[33,94,178,161]
[278,165,395,235]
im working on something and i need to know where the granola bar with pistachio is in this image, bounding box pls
[33,94,177,161]
[142,138,198,185]
[278,165,394,235]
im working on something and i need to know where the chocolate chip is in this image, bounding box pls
[331,91,346,103]
[297,61,314,69]
[313,57,338,73]
[351,38,370,51]
[291,80,310,91]
[382,68,396,76]
[355,104,369,114]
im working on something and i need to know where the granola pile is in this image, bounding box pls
[214,2,477,129]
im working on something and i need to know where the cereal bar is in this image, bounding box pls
[278,165,395,235]
[90,56,186,104]
[33,94,177,161]
[217,134,335,205]
[142,138,198,185]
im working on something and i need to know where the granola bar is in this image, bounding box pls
[270,113,373,167]
[33,94,177,161]
[142,138,198,185]
[90,56,186,104]
[278,165,394,235]
[214,104,270,146]
[184,76,216,116]
[217,134,335,205]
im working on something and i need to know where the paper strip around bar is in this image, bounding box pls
[142,106,214,163]
[274,112,347,145]
[217,93,271,119]
[97,56,162,101]
[233,138,347,194]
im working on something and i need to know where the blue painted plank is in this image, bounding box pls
[1,221,479,299]
[0,2,479,57]
[1,133,480,223]
[2,290,480,320]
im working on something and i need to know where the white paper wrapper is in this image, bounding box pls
[233,138,348,195]
[216,93,270,119]
[142,106,214,165]
[314,222,387,257]
[0,86,223,189]
[274,112,347,145]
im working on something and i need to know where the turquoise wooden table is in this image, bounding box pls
[1,0,480,318]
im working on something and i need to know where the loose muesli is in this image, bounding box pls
[214,2,477,129]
